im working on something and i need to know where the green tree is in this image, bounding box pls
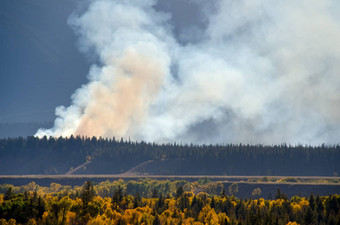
[309,194,316,210]
[133,191,142,208]
[175,186,184,199]
[81,181,95,213]
[4,187,14,200]
[112,185,123,210]
[153,215,161,225]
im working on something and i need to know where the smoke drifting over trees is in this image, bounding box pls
[36,0,340,144]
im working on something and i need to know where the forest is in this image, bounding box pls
[0,136,339,176]
[0,136,340,176]
[0,179,339,225]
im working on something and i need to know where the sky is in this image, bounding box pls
[0,0,91,122]
[1,0,340,145]
[0,0,203,123]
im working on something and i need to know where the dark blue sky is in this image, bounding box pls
[0,0,204,123]
[0,0,91,122]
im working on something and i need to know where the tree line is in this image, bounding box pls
[0,136,339,175]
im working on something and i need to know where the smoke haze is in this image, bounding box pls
[36,0,340,145]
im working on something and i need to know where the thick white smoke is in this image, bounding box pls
[36,0,340,145]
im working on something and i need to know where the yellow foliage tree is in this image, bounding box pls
[198,205,220,225]
[66,211,77,225]
[286,222,299,225]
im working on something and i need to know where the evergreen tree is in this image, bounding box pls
[133,191,142,208]
[4,187,14,200]
[81,181,95,213]
[112,185,124,210]
[175,186,184,199]
[153,215,161,225]
[309,194,316,210]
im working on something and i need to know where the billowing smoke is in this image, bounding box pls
[36,0,340,145]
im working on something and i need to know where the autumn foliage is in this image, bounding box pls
[0,180,339,225]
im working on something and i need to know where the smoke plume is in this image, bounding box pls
[36,0,340,145]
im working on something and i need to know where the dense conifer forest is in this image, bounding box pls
[0,179,340,225]
[0,136,339,176]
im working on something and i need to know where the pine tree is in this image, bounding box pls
[37,196,46,219]
[134,191,142,208]
[81,181,95,213]
[153,215,161,225]
[4,187,14,200]
[309,194,316,210]
[112,185,124,210]
[175,186,184,199]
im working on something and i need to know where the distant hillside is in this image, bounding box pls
[0,122,53,138]
[0,136,339,176]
